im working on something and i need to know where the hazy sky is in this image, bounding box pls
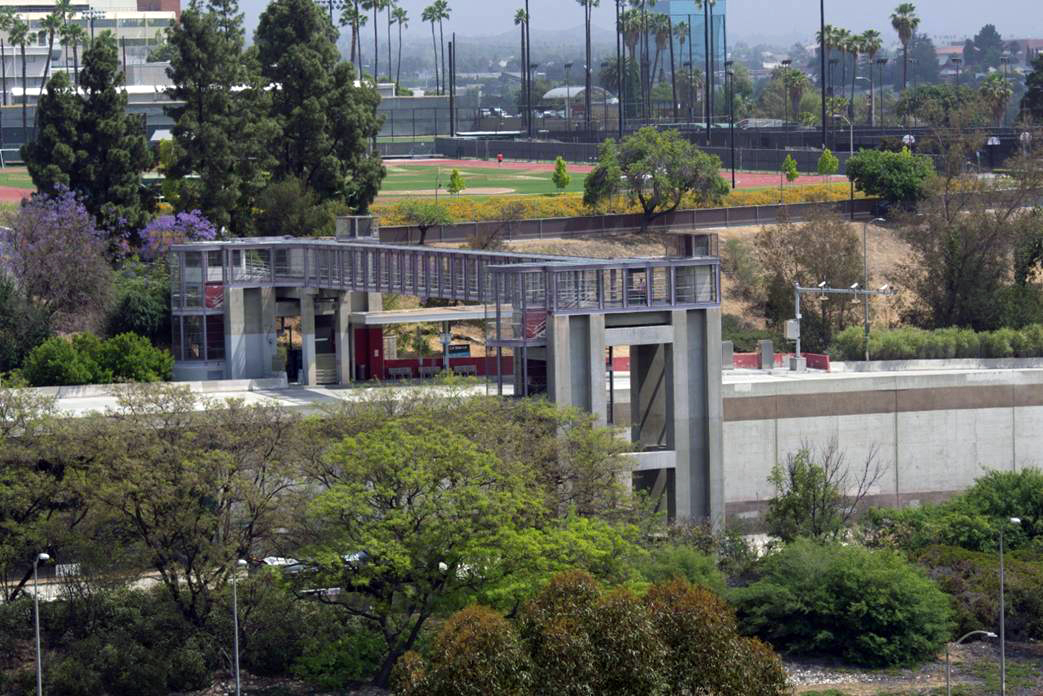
[241,0,1043,47]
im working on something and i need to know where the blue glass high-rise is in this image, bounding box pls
[651,0,727,125]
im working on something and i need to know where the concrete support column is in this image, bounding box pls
[547,314,572,405]
[300,291,317,386]
[223,287,246,379]
[671,308,724,525]
[588,314,607,426]
[334,293,351,385]
[260,287,276,377]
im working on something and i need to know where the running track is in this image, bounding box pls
[391,158,846,190]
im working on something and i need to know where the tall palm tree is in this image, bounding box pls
[393,5,408,88]
[0,7,14,108]
[576,0,599,131]
[433,0,450,98]
[9,17,28,140]
[861,29,883,125]
[385,0,394,85]
[980,73,1013,126]
[650,12,670,85]
[362,0,386,79]
[891,3,920,90]
[340,4,367,67]
[846,32,862,120]
[422,4,439,93]
[514,8,527,123]
[780,67,809,122]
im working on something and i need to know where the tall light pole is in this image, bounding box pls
[946,631,997,696]
[1000,517,1022,696]
[83,7,105,43]
[862,217,886,361]
[616,0,624,139]
[726,62,735,188]
[952,56,962,90]
[876,58,888,126]
[33,552,50,696]
[232,558,248,696]
[600,61,610,134]
[819,0,826,149]
[564,62,573,133]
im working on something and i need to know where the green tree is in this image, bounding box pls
[817,148,839,176]
[299,418,539,687]
[0,273,51,373]
[979,73,1014,127]
[396,199,452,245]
[25,33,155,238]
[963,23,1005,70]
[21,72,82,196]
[845,147,935,207]
[447,168,465,195]
[165,0,278,235]
[552,156,571,193]
[583,127,728,229]
[256,0,386,212]
[1023,53,1043,123]
[734,539,954,667]
[252,176,338,238]
[766,441,885,542]
[8,18,29,139]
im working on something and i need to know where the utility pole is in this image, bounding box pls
[820,0,827,150]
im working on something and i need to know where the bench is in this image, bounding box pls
[387,367,413,380]
[419,366,442,379]
[452,364,477,376]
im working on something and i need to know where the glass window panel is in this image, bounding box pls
[171,317,183,361]
[207,251,223,282]
[205,315,225,361]
[169,252,182,308]
[184,316,204,360]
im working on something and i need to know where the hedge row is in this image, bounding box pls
[832,325,1043,361]
[19,332,173,386]
[373,183,858,226]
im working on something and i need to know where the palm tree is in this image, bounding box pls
[861,30,883,125]
[340,4,367,67]
[433,0,450,99]
[576,0,599,132]
[650,12,670,85]
[362,0,386,79]
[980,73,1013,126]
[0,7,14,108]
[385,0,394,85]
[891,3,920,90]
[422,4,439,93]
[62,22,85,90]
[9,18,28,140]
[393,5,408,88]
[514,8,527,124]
[780,67,809,122]
[846,32,862,120]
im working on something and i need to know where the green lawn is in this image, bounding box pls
[0,167,34,189]
[380,164,587,197]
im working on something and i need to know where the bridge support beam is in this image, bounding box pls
[300,291,317,386]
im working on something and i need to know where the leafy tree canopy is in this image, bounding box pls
[845,147,935,207]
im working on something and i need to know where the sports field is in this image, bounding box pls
[379,158,846,199]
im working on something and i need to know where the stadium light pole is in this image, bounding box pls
[33,552,50,696]
[820,0,826,150]
[726,62,735,188]
[564,62,573,134]
[947,631,997,696]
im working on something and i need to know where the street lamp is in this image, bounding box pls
[600,61,610,135]
[952,56,962,89]
[232,559,248,696]
[781,59,792,130]
[1000,517,1022,696]
[564,62,573,134]
[726,61,735,188]
[862,217,886,361]
[946,631,997,696]
[33,552,50,696]
[528,62,539,135]
[902,133,916,149]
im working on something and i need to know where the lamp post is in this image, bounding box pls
[600,61,610,135]
[33,552,50,696]
[232,559,248,696]
[862,217,886,361]
[1000,517,1022,696]
[952,56,962,90]
[946,631,997,696]
[529,62,539,134]
[819,0,826,149]
[683,61,693,124]
[564,62,573,134]
[726,62,735,188]
[781,58,792,137]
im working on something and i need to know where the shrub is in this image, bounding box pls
[733,539,954,667]
[636,543,727,594]
[917,545,1043,641]
[831,324,1043,361]
[107,261,171,346]
[19,332,172,386]
[419,605,532,696]
[20,336,101,385]
[645,579,788,696]
[845,147,935,207]
[0,272,51,372]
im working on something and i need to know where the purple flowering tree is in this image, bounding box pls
[1,190,114,333]
[139,210,218,261]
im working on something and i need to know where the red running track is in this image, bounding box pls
[0,186,31,202]
[391,158,846,189]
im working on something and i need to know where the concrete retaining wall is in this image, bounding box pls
[721,368,1043,521]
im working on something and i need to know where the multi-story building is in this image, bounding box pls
[0,0,176,96]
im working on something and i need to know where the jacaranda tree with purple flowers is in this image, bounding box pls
[139,210,219,262]
[2,190,113,333]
